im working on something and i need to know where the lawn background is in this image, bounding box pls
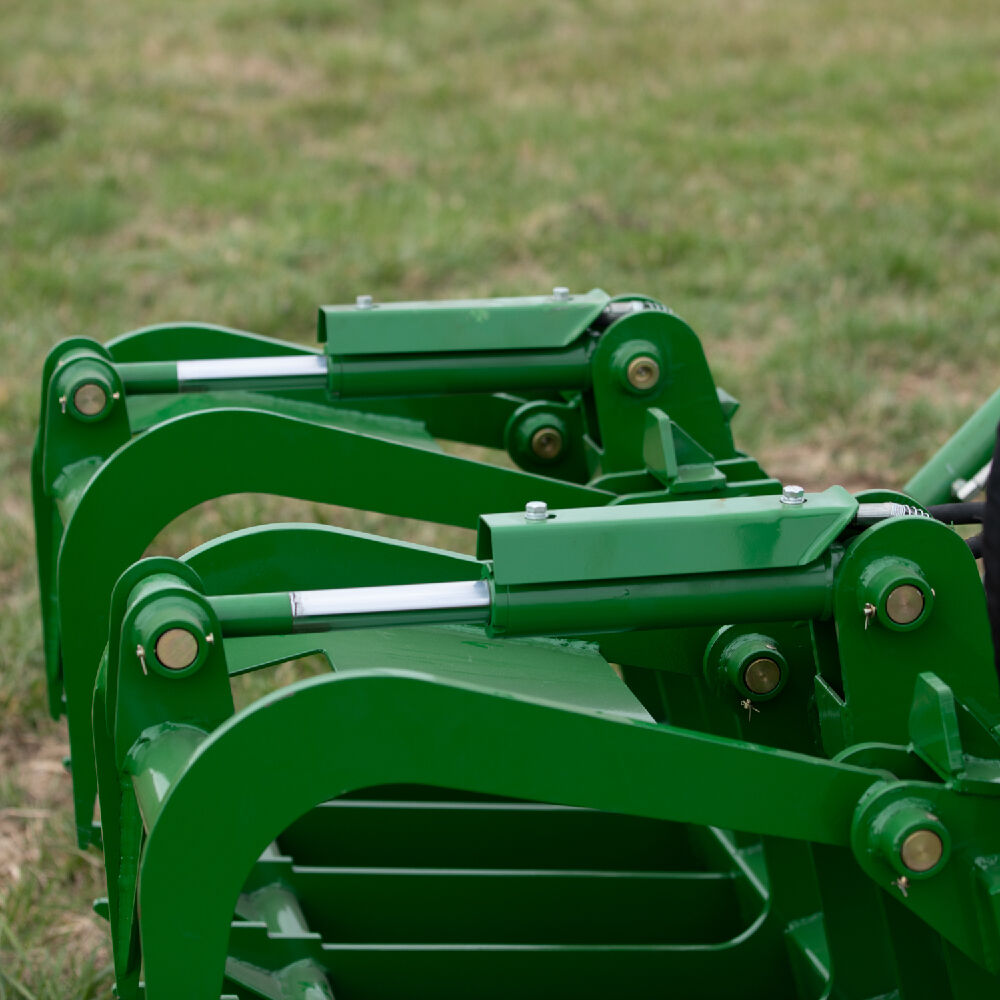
[1,1,999,995]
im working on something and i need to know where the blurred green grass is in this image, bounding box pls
[1,0,998,994]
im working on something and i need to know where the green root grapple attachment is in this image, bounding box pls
[28,290,1000,998]
[33,290,775,845]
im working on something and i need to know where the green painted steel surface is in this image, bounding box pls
[479,487,856,584]
[58,407,612,843]
[123,670,876,999]
[94,525,813,999]
[305,625,653,721]
[328,343,592,397]
[587,307,739,476]
[87,483,1000,998]
[489,557,835,637]
[39,294,783,847]
[28,295,1000,1000]
[318,289,611,352]
[35,292,772,748]
[828,516,998,748]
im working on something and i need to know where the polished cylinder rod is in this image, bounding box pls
[211,579,491,635]
[116,354,329,394]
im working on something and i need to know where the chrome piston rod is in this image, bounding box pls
[176,354,329,391]
[211,579,492,635]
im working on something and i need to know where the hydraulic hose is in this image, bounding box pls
[983,426,1000,674]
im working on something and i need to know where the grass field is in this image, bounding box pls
[1,0,999,995]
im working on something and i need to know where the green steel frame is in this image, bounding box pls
[88,487,1000,999]
[27,290,1000,1000]
[33,293,782,845]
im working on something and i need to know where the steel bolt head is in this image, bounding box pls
[356,294,374,309]
[524,500,549,521]
[155,627,200,671]
[780,485,806,505]
[886,584,925,625]
[530,426,564,460]
[552,286,570,301]
[626,355,660,391]
[900,829,944,873]
[73,382,109,417]
[743,657,782,696]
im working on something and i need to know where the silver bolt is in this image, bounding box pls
[356,294,374,309]
[780,485,806,505]
[524,500,549,521]
[552,286,570,301]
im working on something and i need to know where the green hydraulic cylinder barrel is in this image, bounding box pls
[489,556,836,637]
[327,344,592,398]
[905,385,1000,505]
[116,361,180,394]
[211,591,295,635]
[116,346,590,398]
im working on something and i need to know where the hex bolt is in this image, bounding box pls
[530,426,564,461]
[900,828,944,873]
[552,286,570,301]
[626,355,660,391]
[155,627,200,671]
[72,382,109,417]
[885,584,925,625]
[524,500,549,522]
[356,294,374,309]
[743,657,782,696]
[780,485,806,505]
